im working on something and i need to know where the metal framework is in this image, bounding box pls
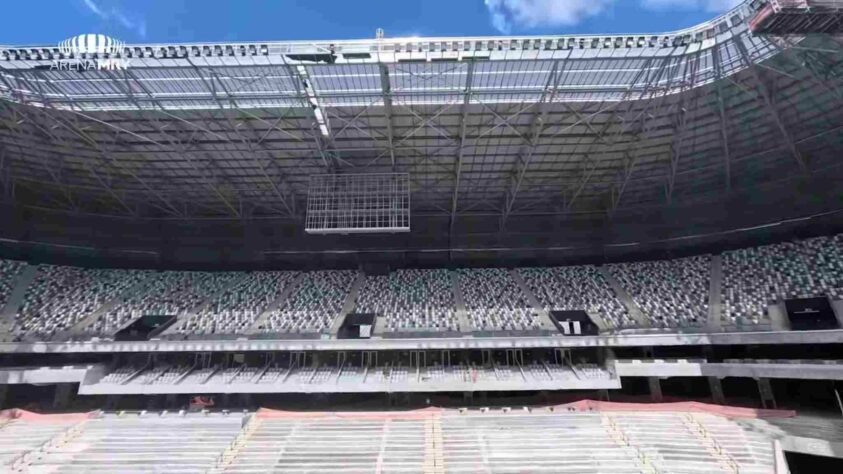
[305,173,410,234]
[0,0,841,235]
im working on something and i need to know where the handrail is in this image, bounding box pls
[603,414,661,474]
[683,413,740,474]
[208,413,260,473]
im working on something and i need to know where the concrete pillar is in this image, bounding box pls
[105,395,120,410]
[0,385,8,409]
[757,378,776,409]
[146,395,162,410]
[52,383,74,410]
[598,389,610,402]
[648,377,664,403]
[773,439,791,474]
[239,393,253,408]
[708,377,725,404]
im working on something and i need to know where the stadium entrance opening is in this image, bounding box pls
[550,310,600,336]
[785,297,840,331]
[337,313,376,339]
[114,315,178,341]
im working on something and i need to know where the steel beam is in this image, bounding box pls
[449,61,475,234]
[736,41,809,175]
[499,59,564,231]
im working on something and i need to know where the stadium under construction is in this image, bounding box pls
[2,0,843,471]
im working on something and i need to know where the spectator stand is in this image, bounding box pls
[0,263,36,339]
[245,273,307,336]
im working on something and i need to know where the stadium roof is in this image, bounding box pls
[0,0,842,267]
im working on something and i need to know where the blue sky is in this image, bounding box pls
[1,0,743,45]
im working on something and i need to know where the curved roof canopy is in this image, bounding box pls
[0,0,841,264]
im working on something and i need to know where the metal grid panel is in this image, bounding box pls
[306,173,410,234]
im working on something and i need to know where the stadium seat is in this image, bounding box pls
[355,269,459,332]
[259,270,356,334]
[175,271,299,335]
[607,256,711,328]
[13,265,152,338]
[89,271,244,336]
[519,266,633,329]
[721,236,843,325]
[458,268,542,331]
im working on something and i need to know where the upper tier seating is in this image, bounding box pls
[458,268,541,331]
[90,271,244,335]
[608,256,711,328]
[13,265,151,337]
[1,232,842,339]
[0,259,24,310]
[722,235,843,325]
[801,234,843,300]
[175,271,299,335]
[519,266,633,329]
[355,269,459,332]
[259,270,356,334]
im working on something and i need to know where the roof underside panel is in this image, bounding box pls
[0,1,841,236]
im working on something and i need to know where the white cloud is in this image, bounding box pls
[80,0,147,39]
[640,0,743,12]
[82,0,106,18]
[484,0,616,34]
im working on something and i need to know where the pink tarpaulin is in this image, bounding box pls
[552,400,796,418]
[257,401,794,420]
[256,406,443,421]
[0,408,95,423]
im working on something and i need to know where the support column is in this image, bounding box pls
[708,377,725,404]
[239,393,253,408]
[0,385,8,409]
[52,383,74,410]
[648,377,663,403]
[773,439,790,474]
[757,378,776,409]
[105,395,121,410]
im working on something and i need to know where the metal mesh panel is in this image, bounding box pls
[306,173,410,234]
